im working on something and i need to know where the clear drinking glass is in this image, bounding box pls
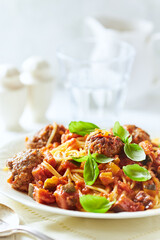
[57,39,135,124]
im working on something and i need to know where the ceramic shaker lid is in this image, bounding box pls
[0,65,23,89]
[20,56,54,85]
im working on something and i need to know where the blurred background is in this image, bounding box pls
[0,0,158,65]
[0,0,160,135]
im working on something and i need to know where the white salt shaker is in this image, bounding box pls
[0,65,27,131]
[20,56,55,123]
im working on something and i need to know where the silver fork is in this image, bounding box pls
[0,203,54,240]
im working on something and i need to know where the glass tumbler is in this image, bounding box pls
[57,39,135,124]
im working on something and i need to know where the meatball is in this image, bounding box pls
[26,124,66,149]
[123,125,150,144]
[54,183,79,210]
[7,149,44,192]
[85,132,123,157]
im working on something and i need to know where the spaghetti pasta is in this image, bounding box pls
[6,121,160,213]
[46,122,58,147]
[41,161,61,178]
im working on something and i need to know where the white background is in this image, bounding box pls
[0,0,160,115]
[0,0,159,66]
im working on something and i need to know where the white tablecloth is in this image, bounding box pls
[1,193,160,240]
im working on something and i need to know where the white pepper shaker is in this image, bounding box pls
[0,65,27,131]
[20,56,55,123]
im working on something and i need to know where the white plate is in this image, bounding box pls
[0,136,160,219]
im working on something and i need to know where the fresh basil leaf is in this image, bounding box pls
[123,164,151,182]
[84,155,99,185]
[80,194,115,213]
[93,153,114,164]
[69,121,99,136]
[71,155,88,162]
[88,149,92,157]
[69,160,81,167]
[127,135,132,144]
[124,143,146,161]
[113,121,130,143]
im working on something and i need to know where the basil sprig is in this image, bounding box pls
[84,152,99,185]
[80,194,115,213]
[69,121,99,136]
[93,154,114,164]
[72,155,88,162]
[123,164,152,182]
[124,143,146,162]
[113,121,146,162]
[113,121,130,143]
[72,153,113,164]
[72,152,114,185]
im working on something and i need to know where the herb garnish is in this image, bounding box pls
[124,143,146,162]
[92,154,114,164]
[69,121,99,136]
[113,121,131,143]
[72,152,114,185]
[72,153,113,164]
[123,164,152,182]
[72,155,88,162]
[80,195,115,213]
[113,121,146,162]
[84,151,99,185]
